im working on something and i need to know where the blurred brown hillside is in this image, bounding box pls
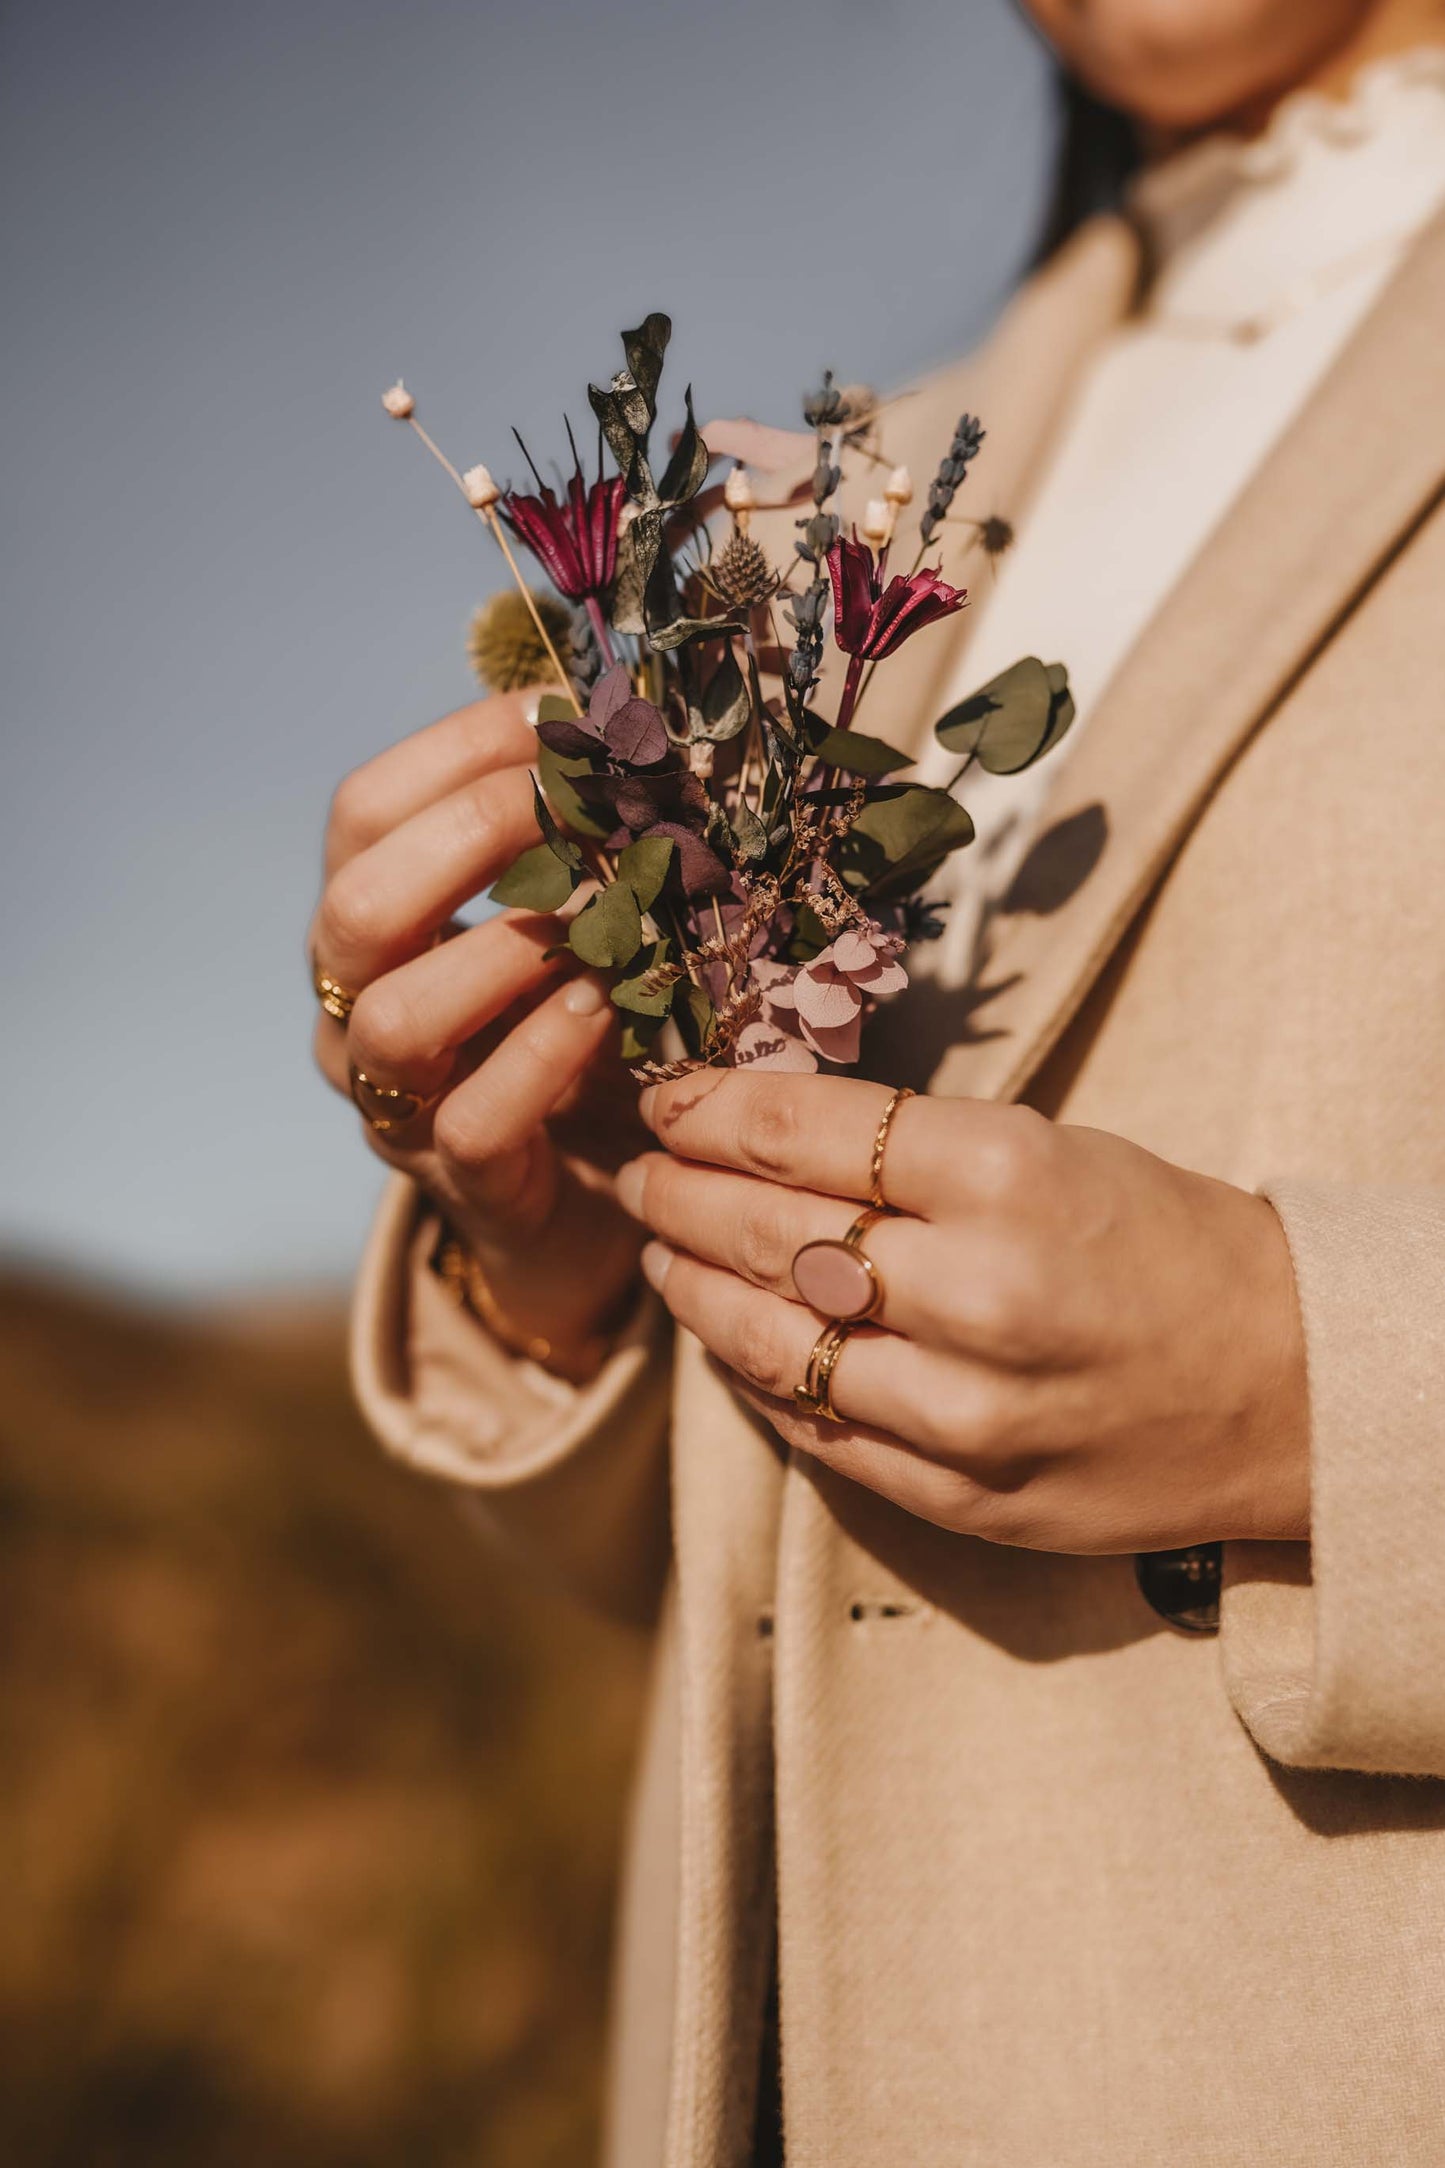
[0,1267,650,2168]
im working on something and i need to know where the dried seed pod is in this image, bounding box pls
[710,528,776,609]
[884,464,913,507]
[461,462,502,510]
[861,499,893,548]
[381,380,416,419]
[467,588,575,692]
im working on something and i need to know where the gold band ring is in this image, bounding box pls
[349,1064,435,1134]
[791,1205,890,1323]
[312,956,357,1024]
[793,1318,854,1424]
[868,1086,915,1209]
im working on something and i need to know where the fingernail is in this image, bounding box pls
[614,1159,647,1220]
[564,974,609,1018]
[640,1240,674,1292]
[638,1086,658,1130]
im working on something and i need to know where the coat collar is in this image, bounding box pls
[921,198,1445,1106]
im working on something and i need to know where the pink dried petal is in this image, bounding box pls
[792,964,863,1031]
[798,1009,863,1065]
[830,929,874,972]
[732,1019,818,1072]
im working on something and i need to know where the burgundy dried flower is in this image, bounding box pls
[502,438,626,602]
[827,534,967,662]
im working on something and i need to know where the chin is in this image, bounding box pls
[1025,0,1373,131]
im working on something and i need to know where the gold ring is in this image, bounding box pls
[793,1318,854,1424]
[312,955,356,1024]
[869,1086,915,1208]
[349,1064,434,1134]
[791,1206,890,1322]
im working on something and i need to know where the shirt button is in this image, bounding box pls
[1135,1544,1222,1634]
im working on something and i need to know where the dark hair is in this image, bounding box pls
[1036,76,1140,259]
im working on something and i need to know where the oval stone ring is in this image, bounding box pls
[791,1207,891,1323]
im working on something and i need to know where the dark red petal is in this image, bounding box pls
[826,535,881,656]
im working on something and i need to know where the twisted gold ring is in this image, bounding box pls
[869,1086,915,1208]
[312,955,356,1024]
[793,1318,854,1424]
[349,1064,435,1134]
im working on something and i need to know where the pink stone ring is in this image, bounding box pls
[791,1207,890,1323]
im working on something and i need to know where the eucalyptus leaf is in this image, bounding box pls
[537,740,612,840]
[531,778,584,869]
[617,835,674,913]
[611,938,677,1017]
[620,1012,668,1063]
[676,980,716,1058]
[808,726,913,776]
[697,645,750,741]
[489,844,578,912]
[730,801,768,863]
[933,656,1076,774]
[847,784,976,899]
[609,513,660,636]
[568,880,643,969]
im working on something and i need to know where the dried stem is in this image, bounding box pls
[403,415,584,716]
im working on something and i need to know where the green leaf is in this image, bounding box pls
[617,835,674,914]
[536,740,612,840]
[489,844,578,912]
[676,980,716,1057]
[568,881,643,969]
[789,901,831,959]
[695,644,751,742]
[846,784,976,900]
[809,726,913,776]
[658,384,710,509]
[611,938,678,1017]
[531,778,584,870]
[620,1011,668,1063]
[933,656,1076,774]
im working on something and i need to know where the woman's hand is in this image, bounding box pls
[310,690,644,1364]
[615,1071,1310,1552]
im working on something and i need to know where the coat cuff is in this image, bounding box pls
[1221,1180,1445,1776]
[350,1174,672,1624]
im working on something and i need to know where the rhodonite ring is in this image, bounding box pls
[791,1206,889,1323]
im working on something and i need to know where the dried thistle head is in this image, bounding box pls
[467,587,575,692]
[706,527,777,610]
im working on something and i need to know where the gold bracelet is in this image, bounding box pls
[430,1227,612,1385]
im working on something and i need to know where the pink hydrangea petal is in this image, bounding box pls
[798,1010,863,1065]
[829,930,873,972]
[857,956,909,997]
[793,967,863,1030]
[732,1019,818,1072]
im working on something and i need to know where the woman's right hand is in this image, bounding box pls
[310,689,647,1370]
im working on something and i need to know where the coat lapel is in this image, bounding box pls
[929,200,1445,1108]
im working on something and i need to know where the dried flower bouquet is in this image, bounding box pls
[381,313,1074,1078]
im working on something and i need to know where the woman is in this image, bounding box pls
[311,1,1445,2159]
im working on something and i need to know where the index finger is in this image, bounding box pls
[638,1070,940,1213]
[325,692,539,876]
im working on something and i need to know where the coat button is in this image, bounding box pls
[1135,1544,1222,1634]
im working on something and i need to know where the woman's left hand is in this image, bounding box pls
[615,1072,1311,1553]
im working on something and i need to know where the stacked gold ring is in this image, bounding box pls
[311,956,356,1024]
[349,1064,436,1134]
[793,1319,854,1423]
[790,1086,917,1423]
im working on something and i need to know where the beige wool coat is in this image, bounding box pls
[354,208,1445,2165]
